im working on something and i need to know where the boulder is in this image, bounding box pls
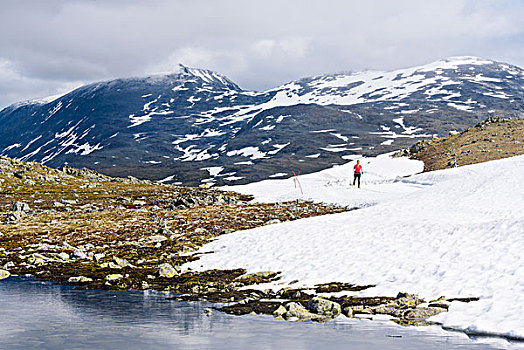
[68,276,93,283]
[105,274,124,281]
[158,263,180,278]
[307,297,341,317]
[0,269,10,280]
[283,302,314,321]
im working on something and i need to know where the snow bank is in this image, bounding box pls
[221,153,425,208]
[188,154,524,339]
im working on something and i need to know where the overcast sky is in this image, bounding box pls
[1,0,523,108]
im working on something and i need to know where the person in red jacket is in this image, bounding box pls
[353,160,363,188]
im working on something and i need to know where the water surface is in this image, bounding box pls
[0,277,519,350]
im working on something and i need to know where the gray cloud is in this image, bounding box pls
[1,0,523,108]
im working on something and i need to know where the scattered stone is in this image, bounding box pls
[342,306,354,318]
[105,274,124,281]
[72,250,88,260]
[12,202,30,212]
[204,308,214,316]
[158,263,180,278]
[94,253,105,262]
[113,256,134,268]
[68,276,93,283]
[307,297,341,317]
[57,252,70,261]
[3,261,14,270]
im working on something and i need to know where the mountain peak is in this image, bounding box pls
[175,64,241,90]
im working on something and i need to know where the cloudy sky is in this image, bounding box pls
[1,0,523,108]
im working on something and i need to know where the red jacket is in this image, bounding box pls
[354,164,362,174]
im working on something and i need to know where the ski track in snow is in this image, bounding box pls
[187,154,524,340]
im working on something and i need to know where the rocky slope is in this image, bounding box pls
[404,117,524,171]
[1,57,523,185]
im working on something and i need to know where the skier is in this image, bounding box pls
[353,160,363,188]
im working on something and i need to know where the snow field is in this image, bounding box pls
[187,154,524,339]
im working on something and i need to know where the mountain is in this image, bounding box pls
[1,57,523,185]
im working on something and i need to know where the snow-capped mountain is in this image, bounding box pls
[0,57,523,185]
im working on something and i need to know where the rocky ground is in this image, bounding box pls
[401,117,523,172]
[0,154,469,327]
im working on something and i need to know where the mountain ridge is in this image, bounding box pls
[1,56,523,185]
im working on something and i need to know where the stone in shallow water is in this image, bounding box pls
[0,269,11,280]
[307,297,341,317]
[68,276,93,283]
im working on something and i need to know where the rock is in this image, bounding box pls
[283,302,314,321]
[373,293,424,316]
[146,235,168,243]
[307,297,341,317]
[204,308,214,316]
[5,211,24,223]
[57,252,70,261]
[273,305,287,318]
[264,219,281,225]
[68,276,93,283]
[105,274,124,281]
[72,250,88,260]
[53,201,65,207]
[342,306,354,318]
[0,269,10,280]
[3,261,14,269]
[94,253,106,262]
[158,263,180,278]
[350,305,373,315]
[113,256,134,268]
[402,307,447,320]
[12,201,30,212]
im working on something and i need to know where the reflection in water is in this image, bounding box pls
[0,277,518,350]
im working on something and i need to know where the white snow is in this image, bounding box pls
[227,147,267,160]
[190,154,524,340]
[201,166,224,177]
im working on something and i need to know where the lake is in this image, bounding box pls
[0,277,519,350]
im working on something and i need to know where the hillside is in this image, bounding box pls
[1,57,523,185]
[406,117,524,172]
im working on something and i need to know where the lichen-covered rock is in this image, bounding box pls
[273,305,287,319]
[307,297,341,317]
[158,263,180,278]
[0,269,10,280]
[105,274,124,281]
[350,305,374,315]
[402,307,447,320]
[68,276,93,283]
[284,302,314,321]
